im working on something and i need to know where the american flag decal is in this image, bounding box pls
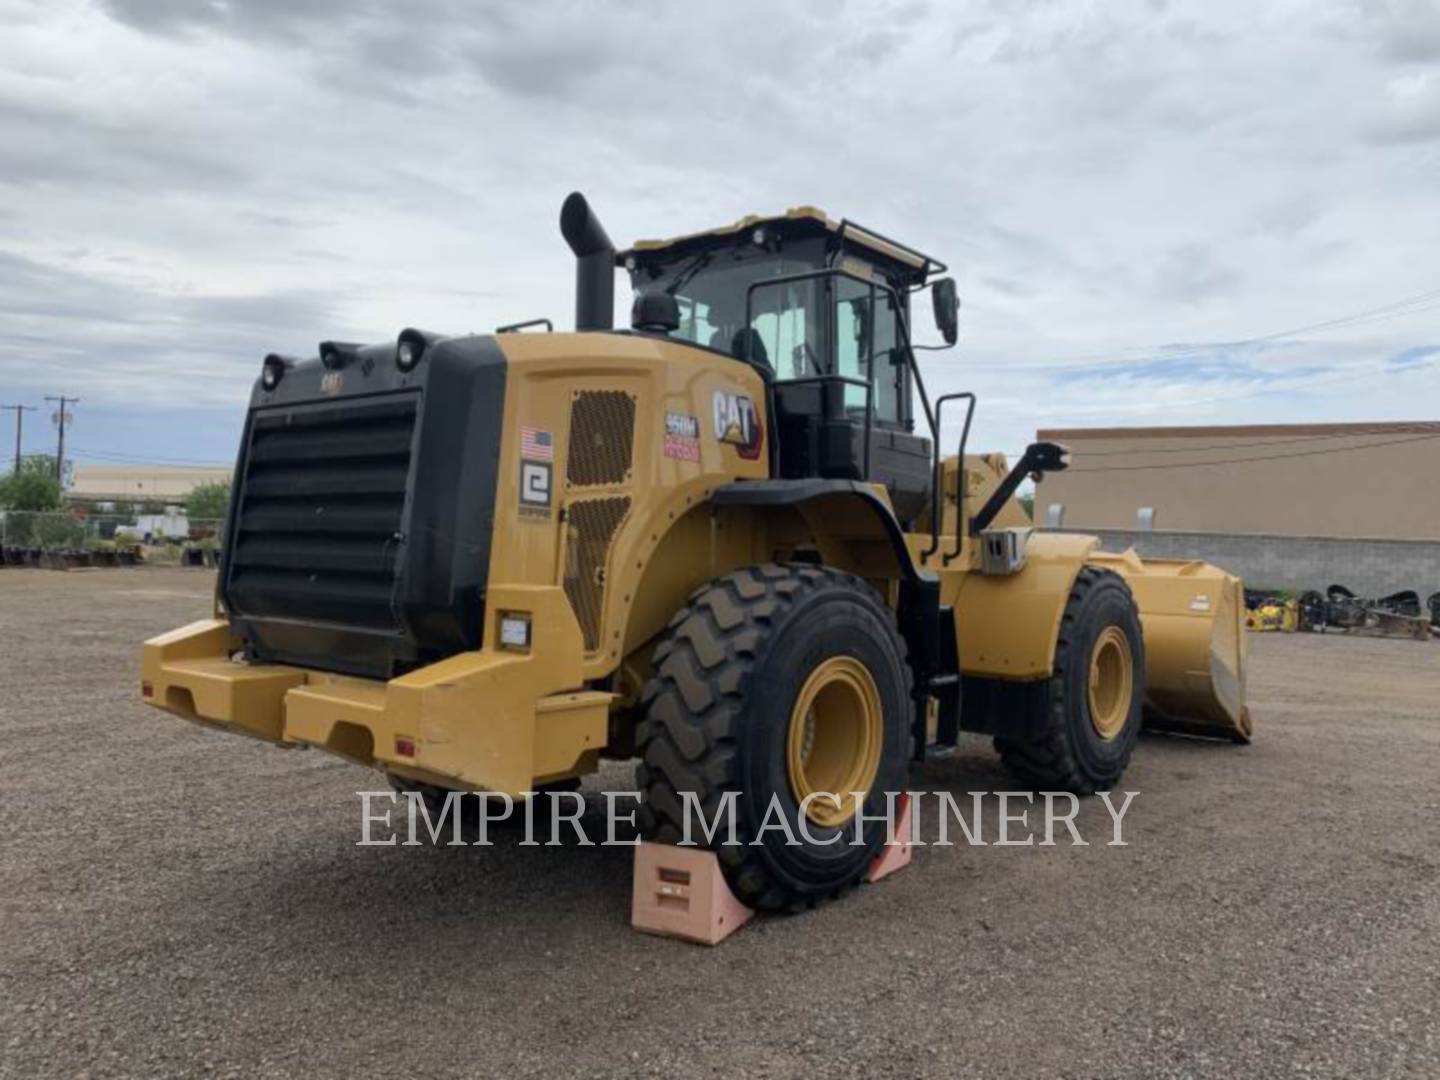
[520,426,553,462]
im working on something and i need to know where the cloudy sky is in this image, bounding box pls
[2,0,1438,469]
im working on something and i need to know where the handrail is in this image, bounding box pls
[744,266,937,431]
[745,267,875,482]
[744,265,945,526]
[830,219,948,278]
[921,392,975,564]
[773,374,875,479]
[495,318,554,334]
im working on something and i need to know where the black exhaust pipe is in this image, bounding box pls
[560,191,615,332]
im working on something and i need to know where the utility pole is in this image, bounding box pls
[2,404,36,476]
[45,396,79,487]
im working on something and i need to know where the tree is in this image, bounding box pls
[11,453,72,488]
[15,453,57,478]
[186,480,231,522]
[0,456,62,511]
[1018,493,1035,521]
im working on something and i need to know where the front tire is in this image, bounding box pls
[996,566,1144,795]
[635,564,911,911]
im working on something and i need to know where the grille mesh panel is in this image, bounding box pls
[563,496,630,652]
[227,394,417,630]
[565,390,635,487]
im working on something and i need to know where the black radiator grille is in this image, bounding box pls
[227,394,419,631]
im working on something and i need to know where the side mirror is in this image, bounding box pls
[931,277,960,345]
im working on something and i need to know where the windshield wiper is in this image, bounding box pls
[663,251,714,297]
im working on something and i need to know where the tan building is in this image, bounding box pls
[69,465,232,503]
[1035,421,1440,541]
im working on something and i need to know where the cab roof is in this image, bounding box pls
[619,206,945,285]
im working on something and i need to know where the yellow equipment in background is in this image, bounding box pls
[1244,596,1298,633]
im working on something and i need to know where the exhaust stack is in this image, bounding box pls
[560,191,616,332]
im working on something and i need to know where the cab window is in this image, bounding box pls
[835,277,904,426]
[632,244,909,429]
[751,279,824,379]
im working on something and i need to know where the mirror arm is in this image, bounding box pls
[968,441,1071,536]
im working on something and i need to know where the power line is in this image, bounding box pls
[1127,347,1438,412]
[1068,431,1440,473]
[69,447,233,467]
[990,285,1440,375]
[1226,288,1440,346]
[1039,342,1438,426]
[1093,292,1440,371]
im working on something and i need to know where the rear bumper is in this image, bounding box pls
[141,592,613,796]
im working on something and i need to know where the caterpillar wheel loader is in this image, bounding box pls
[141,193,1251,911]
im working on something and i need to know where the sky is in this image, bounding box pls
[1,0,1438,470]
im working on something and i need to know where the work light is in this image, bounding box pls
[318,341,359,370]
[396,328,440,372]
[260,353,291,391]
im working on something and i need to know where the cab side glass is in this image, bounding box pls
[751,280,822,379]
[834,279,902,424]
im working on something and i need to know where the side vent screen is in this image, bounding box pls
[566,390,636,487]
[564,496,631,652]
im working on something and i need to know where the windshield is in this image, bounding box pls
[631,250,824,375]
[627,244,909,427]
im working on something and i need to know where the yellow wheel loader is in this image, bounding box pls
[141,193,1250,910]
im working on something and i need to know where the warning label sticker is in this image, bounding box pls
[663,411,701,462]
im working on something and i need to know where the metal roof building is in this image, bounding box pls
[1035,421,1440,541]
[68,465,231,503]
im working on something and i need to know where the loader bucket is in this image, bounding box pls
[1089,550,1252,743]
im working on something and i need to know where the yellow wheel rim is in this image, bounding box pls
[786,656,884,829]
[1087,626,1134,741]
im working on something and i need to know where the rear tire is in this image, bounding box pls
[635,564,911,912]
[996,566,1144,795]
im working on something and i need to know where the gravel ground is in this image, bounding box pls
[1,567,1437,1079]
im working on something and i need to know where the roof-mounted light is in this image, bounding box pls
[260,353,294,391]
[318,341,360,370]
[396,328,445,372]
[396,336,420,372]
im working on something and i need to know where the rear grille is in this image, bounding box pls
[565,390,636,487]
[227,394,419,631]
[563,496,630,652]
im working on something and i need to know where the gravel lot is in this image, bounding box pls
[1,567,1437,1078]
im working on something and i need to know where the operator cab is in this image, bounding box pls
[618,208,960,525]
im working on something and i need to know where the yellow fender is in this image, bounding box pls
[954,537,1252,744]
[954,533,1100,679]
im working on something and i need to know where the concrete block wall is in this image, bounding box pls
[1054,528,1440,596]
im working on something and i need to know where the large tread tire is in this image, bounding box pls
[995,566,1144,795]
[635,563,912,912]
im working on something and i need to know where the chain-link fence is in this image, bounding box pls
[0,511,225,568]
